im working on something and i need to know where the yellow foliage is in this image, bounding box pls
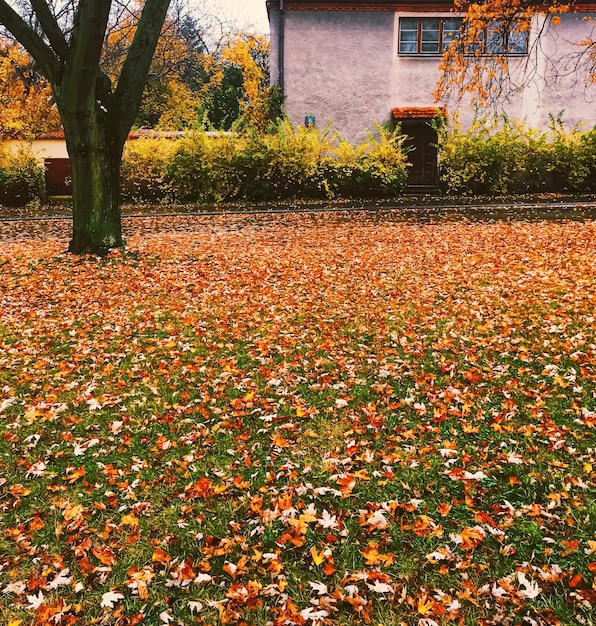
[0,41,61,139]
[221,33,271,131]
[155,81,202,130]
[436,0,573,108]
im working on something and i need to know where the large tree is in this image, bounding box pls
[0,0,172,254]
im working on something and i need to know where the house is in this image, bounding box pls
[266,0,596,185]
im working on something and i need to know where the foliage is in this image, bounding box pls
[121,137,178,203]
[436,1,596,108]
[0,40,61,139]
[0,146,45,206]
[123,121,409,203]
[165,131,241,202]
[221,33,271,132]
[103,4,210,131]
[1,212,596,625]
[438,115,596,195]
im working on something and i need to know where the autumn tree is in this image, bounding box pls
[102,4,210,130]
[0,0,172,254]
[0,39,61,138]
[220,32,275,132]
[436,0,596,108]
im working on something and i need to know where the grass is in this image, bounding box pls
[0,210,595,625]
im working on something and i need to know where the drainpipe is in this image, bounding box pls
[279,0,285,99]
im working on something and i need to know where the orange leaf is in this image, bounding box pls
[271,433,290,448]
[323,562,335,576]
[417,594,435,615]
[569,573,583,588]
[437,502,452,517]
[9,484,30,498]
[29,516,45,531]
[361,545,380,566]
[152,548,171,565]
[64,466,86,483]
[92,547,117,566]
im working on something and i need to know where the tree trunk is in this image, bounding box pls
[62,107,125,255]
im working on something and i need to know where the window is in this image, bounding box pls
[399,17,462,55]
[485,22,528,55]
[398,18,528,56]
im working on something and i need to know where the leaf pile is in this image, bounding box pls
[1,212,595,626]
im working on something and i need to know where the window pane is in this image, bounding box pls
[421,19,440,53]
[442,18,462,51]
[508,25,528,54]
[399,18,419,54]
[486,23,505,53]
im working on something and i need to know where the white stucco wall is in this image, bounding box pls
[273,10,397,143]
[522,13,596,130]
[271,8,596,142]
[1,139,68,163]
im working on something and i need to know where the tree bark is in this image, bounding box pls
[61,106,125,255]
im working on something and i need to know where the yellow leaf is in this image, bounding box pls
[418,594,435,615]
[63,504,85,521]
[311,545,325,566]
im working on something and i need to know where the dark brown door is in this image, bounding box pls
[44,158,72,196]
[399,121,439,186]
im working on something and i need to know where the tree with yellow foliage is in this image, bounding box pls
[219,32,281,132]
[436,0,596,108]
[0,0,172,254]
[0,40,61,138]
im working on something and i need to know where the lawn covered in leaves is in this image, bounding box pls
[1,211,595,626]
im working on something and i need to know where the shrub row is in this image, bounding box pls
[438,115,596,195]
[3,116,596,207]
[0,149,45,206]
[121,121,409,203]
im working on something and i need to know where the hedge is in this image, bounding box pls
[438,115,596,195]
[122,121,410,203]
[4,116,596,207]
[0,148,46,207]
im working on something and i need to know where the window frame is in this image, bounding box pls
[398,17,529,57]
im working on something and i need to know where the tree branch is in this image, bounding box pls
[30,0,70,61]
[112,0,172,144]
[61,0,112,111]
[0,0,60,82]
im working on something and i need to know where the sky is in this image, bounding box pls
[198,0,270,34]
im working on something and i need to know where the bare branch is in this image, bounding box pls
[0,0,60,81]
[30,0,69,60]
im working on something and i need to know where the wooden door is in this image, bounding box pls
[399,121,439,187]
[44,158,72,196]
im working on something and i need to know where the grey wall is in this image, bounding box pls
[270,9,596,142]
[272,10,397,143]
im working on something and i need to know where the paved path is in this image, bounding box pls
[1,195,596,223]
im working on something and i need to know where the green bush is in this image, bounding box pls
[120,121,410,204]
[0,147,45,206]
[167,132,241,202]
[438,115,596,195]
[121,138,177,203]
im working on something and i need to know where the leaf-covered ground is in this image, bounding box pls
[1,212,595,626]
